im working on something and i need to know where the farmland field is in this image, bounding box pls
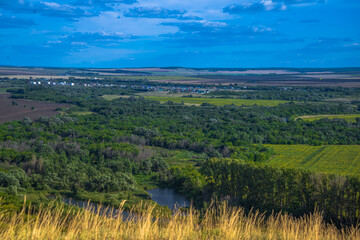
[266,145,360,176]
[296,114,360,122]
[102,94,122,100]
[0,94,69,123]
[136,91,204,97]
[145,96,291,106]
[102,94,135,100]
[1,66,360,87]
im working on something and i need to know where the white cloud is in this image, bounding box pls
[261,0,277,11]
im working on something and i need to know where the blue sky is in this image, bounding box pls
[0,0,359,68]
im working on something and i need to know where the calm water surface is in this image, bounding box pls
[146,188,191,210]
[57,187,189,218]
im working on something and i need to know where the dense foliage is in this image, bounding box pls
[206,87,360,102]
[1,83,360,225]
[201,158,360,225]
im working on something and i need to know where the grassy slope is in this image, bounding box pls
[266,145,360,176]
[145,96,291,106]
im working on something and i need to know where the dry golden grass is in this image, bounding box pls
[0,199,359,240]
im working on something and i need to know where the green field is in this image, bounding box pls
[161,149,206,167]
[266,145,360,176]
[0,88,9,94]
[145,96,291,106]
[102,94,132,100]
[72,111,94,115]
[136,91,203,98]
[296,114,360,122]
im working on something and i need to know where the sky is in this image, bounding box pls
[0,0,359,68]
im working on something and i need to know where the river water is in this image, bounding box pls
[146,187,191,210]
[58,187,190,218]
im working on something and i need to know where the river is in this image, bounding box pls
[58,187,190,218]
[146,187,191,210]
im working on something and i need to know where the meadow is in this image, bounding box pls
[266,145,360,176]
[0,88,9,94]
[71,111,94,116]
[160,149,206,167]
[102,94,131,100]
[296,114,360,122]
[0,200,358,240]
[136,91,203,97]
[144,96,291,106]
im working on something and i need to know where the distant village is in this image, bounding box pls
[23,77,303,96]
[27,78,221,94]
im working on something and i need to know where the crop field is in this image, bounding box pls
[0,94,69,124]
[296,114,360,122]
[145,96,291,106]
[266,145,360,176]
[2,66,360,87]
[105,75,205,81]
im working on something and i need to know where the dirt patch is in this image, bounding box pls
[0,94,70,124]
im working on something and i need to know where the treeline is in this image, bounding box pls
[90,98,360,146]
[7,85,136,106]
[4,87,360,147]
[206,87,360,102]
[164,158,360,226]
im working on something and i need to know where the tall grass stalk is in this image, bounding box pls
[0,199,359,239]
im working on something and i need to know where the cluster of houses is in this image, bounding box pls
[29,81,74,86]
[28,79,250,95]
[28,80,212,94]
[28,80,114,87]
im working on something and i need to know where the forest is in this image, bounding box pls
[0,79,360,229]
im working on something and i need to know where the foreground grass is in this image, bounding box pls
[0,200,358,240]
[266,145,360,176]
[296,114,360,122]
[145,96,291,106]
